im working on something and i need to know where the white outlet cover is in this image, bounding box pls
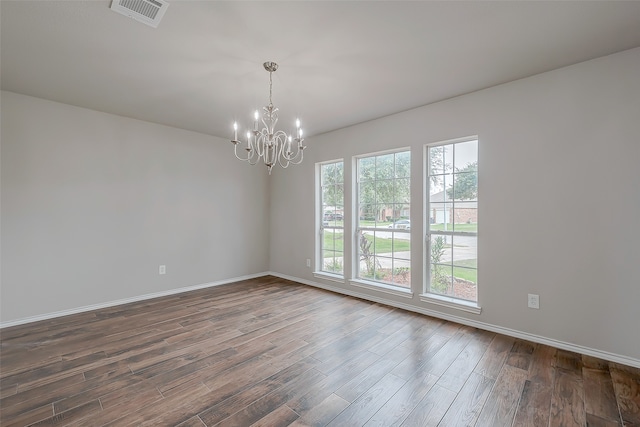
[159,265,166,275]
[528,294,540,309]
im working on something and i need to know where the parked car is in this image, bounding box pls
[388,219,410,230]
[323,213,343,221]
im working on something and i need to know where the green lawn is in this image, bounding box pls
[434,259,477,283]
[453,266,477,283]
[323,232,344,252]
[365,235,410,253]
[323,232,410,254]
[430,223,477,232]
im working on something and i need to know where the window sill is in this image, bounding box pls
[419,293,482,314]
[349,279,414,299]
[313,272,345,284]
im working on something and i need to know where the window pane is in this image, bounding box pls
[371,230,382,256]
[430,234,452,265]
[429,145,453,175]
[335,184,345,205]
[359,231,376,279]
[319,161,344,276]
[322,163,336,186]
[375,204,389,226]
[334,162,344,183]
[376,180,393,205]
[360,203,375,224]
[390,257,411,288]
[451,169,477,201]
[324,256,344,274]
[359,182,375,206]
[394,178,410,204]
[443,144,454,173]
[430,173,453,205]
[430,264,452,296]
[359,157,375,181]
[430,203,452,232]
[441,173,454,202]
[395,151,411,178]
[426,139,478,302]
[324,186,336,206]
[452,267,477,301]
[392,233,411,260]
[429,146,444,175]
[455,140,478,166]
[375,154,394,180]
[390,204,400,223]
[323,230,335,251]
[453,206,477,231]
[452,236,476,269]
[399,204,410,220]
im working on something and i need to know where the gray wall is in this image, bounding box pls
[2,48,639,364]
[1,91,269,322]
[269,48,640,362]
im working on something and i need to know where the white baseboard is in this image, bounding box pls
[3,270,638,369]
[0,272,269,329]
[268,271,640,369]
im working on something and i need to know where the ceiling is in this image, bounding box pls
[2,1,640,139]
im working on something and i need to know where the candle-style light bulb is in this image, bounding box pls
[233,122,238,140]
[296,118,301,129]
[254,111,260,121]
[254,110,259,131]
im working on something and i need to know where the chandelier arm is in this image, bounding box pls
[247,149,260,166]
[233,143,252,162]
[283,137,305,161]
[278,146,304,167]
[254,131,266,158]
[283,149,303,165]
[273,132,289,169]
[249,138,263,166]
[283,143,300,160]
[289,151,304,165]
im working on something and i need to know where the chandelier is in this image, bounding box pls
[231,61,306,174]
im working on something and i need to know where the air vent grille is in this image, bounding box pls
[110,0,169,28]
[121,0,160,20]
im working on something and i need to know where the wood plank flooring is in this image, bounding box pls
[1,276,639,426]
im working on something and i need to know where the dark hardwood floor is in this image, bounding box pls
[1,276,639,426]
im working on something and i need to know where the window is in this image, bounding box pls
[319,161,344,275]
[426,139,478,302]
[356,150,411,288]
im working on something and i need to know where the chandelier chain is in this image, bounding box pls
[269,71,273,107]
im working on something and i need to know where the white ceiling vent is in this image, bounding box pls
[110,0,169,28]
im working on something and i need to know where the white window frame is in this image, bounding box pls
[349,148,413,297]
[422,137,481,314]
[314,159,345,282]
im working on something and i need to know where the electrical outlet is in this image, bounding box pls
[159,265,166,275]
[306,259,311,268]
[528,293,539,309]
